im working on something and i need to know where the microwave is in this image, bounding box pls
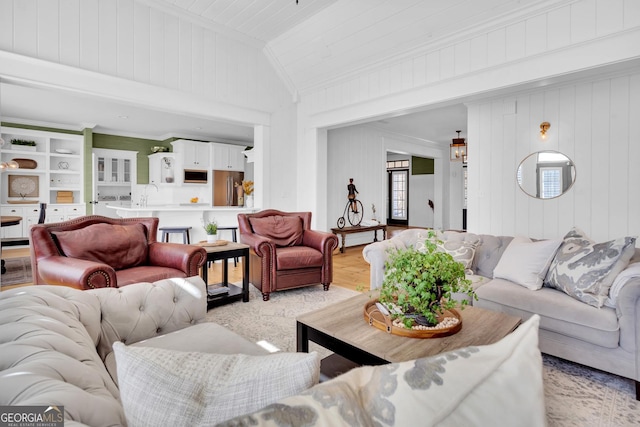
[184,169,208,183]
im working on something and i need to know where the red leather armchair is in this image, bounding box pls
[30,215,206,290]
[237,210,339,301]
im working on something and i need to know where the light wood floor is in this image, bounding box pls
[0,226,407,292]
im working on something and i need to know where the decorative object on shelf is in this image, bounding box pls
[162,156,174,183]
[54,148,73,154]
[7,200,39,204]
[190,197,199,203]
[10,139,37,151]
[234,182,244,206]
[151,146,169,153]
[8,175,39,198]
[12,158,37,169]
[242,146,254,163]
[540,122,550,140]
[242,180,254,208]
[204,220,218,243]
[56,191,74,204]
[0,159,19,171]
[57,161,69,170]
[378,230,475,329]
[450,130,467,162]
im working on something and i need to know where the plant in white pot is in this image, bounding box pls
[204,220,218,243]
[379,231,476,329]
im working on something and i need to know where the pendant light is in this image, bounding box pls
[450,130,467,162]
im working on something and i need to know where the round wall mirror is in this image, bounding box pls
[517,151,576,199]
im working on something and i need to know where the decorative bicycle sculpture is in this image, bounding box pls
[337,198,364,228]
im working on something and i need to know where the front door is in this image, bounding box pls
[387,169,408,226]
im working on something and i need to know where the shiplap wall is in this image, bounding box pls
[0,0,290,112]
[304,0,639,237]
[467,71,640,242]
[327,125,450,247]
[302,0,640,115]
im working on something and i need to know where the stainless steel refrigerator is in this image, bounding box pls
[212,170,244,206]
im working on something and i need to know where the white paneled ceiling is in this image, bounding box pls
[155,0,555,92]
[148,0,340,43]
[3,0,558,142]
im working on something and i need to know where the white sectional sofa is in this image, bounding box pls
[0,274,550,426]
[363,228,640,400]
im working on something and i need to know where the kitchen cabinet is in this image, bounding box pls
[47,205,84,223]
[148,153,176,185]
[96,155,133,185]
[212,143,245,171]
[172,140,210,170]
[92,149,137,216]
[0,204,83,238]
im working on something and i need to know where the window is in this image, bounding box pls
[539,167,562,199]
[386,160,409,169]
[391,170,407,220]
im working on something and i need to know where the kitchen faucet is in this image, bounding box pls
[140,183,158,208]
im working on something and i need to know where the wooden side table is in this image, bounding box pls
[1,216,23,275]
[331,224,387,253]
[198,241,250,309]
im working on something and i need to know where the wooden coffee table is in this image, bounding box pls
[297,292,521,374]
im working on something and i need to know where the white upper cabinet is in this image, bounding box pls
[172,140,210,171]
[212,144,245,171]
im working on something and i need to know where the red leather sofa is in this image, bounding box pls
[30,215,206,290]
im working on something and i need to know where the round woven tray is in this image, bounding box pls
[363,299,462,338]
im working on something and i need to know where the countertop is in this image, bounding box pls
[105,205,255,212]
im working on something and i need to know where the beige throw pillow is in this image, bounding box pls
[493,236,562,290]
[113,343,320,427]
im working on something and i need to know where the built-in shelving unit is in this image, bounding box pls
[1,126,85,238]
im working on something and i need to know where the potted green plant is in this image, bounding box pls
[10,139,37,151]
[379,231,476,328]
[204,220,218,243]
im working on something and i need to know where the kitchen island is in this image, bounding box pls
[106,205,258,243]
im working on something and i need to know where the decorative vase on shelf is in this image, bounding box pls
[207,234,218,243]
[245,195,254,208]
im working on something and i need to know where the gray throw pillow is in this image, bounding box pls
[113,343,320,427]
[544,227,636,308]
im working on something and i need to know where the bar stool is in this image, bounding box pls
[217,226,239,266]
[159,226,192,244]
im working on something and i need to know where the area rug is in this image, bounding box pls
[1,256,32,287]
[207,284,640,426]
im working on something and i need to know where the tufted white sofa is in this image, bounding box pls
[0,276,267,427]
[363,228,640,400]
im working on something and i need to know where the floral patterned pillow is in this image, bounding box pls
[544,227,636,308]
[415,233,480,274]
[219,315,545,427]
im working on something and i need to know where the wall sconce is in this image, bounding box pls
[450,130,467,162]
[540,122,550,140]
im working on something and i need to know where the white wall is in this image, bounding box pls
[297,0,640,235]
[327,125,449,246]
[0,0,291,113]
[467,70,640,242]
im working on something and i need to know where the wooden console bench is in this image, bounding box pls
[330,224,387,253]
